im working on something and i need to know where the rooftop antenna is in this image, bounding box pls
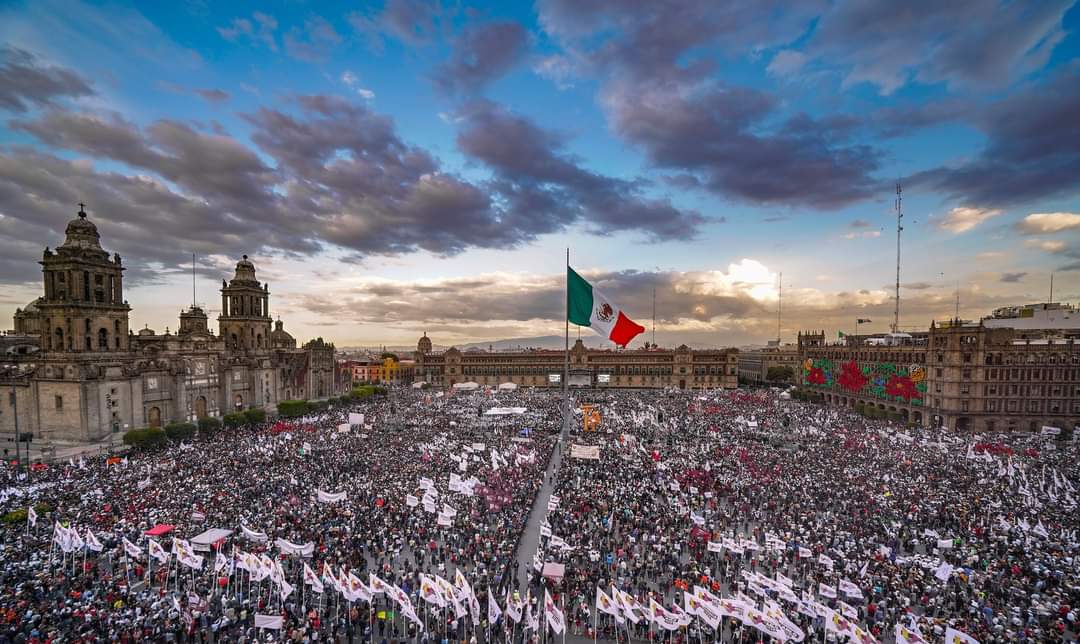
[955,280,960,321]
[652,286,656,347]
[192,252,196,308]
[1049,272,1054,305]
[892,182,903,333]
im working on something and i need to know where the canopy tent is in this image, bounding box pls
[497,382,517,390]
[779,392,792,400]
[452,381,480,391]
[190,528,233,552]
[411,381,428,389]
[145,524,174,536]
[541,562,566,582]
[484,407,528,416]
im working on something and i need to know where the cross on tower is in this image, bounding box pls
[77,202,87,218]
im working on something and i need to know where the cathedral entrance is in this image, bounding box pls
[148,406,161,428]
[234,394,243,410]
[195,396,207,419]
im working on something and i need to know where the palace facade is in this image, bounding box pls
[797,305,1080,433]
[0,207,345,443]
[412,335,739,390]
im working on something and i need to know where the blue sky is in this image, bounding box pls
[1,0,1078,348]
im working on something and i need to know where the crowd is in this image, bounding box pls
[2,383,1078,644]
[0,388,560,643]
[536,389,1079,644]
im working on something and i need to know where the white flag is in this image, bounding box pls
[122,537,143,559]
[943,626,980,644]
[254,614,283,629]
[27,506,37,527]
[544,590,565,634]
[316,489,347,504]
[84,529,104,552]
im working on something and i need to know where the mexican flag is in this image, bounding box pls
[567,266,645,347]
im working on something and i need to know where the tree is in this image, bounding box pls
[277,400,310,418]
[222,412,246,429]
[164,422,196,441]
[198,416,222,435]
[244,408,266,425]
[123,427,168,449]
[767,366,794,382]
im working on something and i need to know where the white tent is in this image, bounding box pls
[411,381,427,389]
[452,381,480,391]
[497,382,518,390]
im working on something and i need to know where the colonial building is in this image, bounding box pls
[413,335,739,390]
[0,207,345,443]
[738,343,800,384]
[796,310,1080,432]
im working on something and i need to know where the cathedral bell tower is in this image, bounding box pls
[218,255,272,353]
[38,205,130,354]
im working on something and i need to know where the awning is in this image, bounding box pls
[452,381,480,390]
[497,382,517,390]
[191,528,233,551]
[484,406,527,416]
[145,524,175,536]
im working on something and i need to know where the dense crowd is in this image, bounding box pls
[537,389,1079,644]
[2,384,1078,644]
[0,388,560,643]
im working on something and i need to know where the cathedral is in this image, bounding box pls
[1,207,343,443]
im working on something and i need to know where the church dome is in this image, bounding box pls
[58,206,103,252]
[417,332,432,354]
[271,319,295,348]
[231,254,259,284]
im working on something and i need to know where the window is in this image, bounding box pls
[960,384,969,395]
[1007,400,1017,412]
[54,395,63,411]
[935,368,943,378]
[1027,400,1040,412]
[961,368,971,379]
[986,421,995,432]
[962,353,972,363]
[986,400,997,412]
[961,401,969,412]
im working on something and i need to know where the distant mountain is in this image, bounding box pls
[457,335,610,351]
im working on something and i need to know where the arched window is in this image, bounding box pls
[257,334,263,348]
[231,333,238,348]
[55,328,64,351]
[98,328,108,350]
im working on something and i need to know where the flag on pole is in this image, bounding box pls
[27,506,37,527]
[567,266,645,347]
[488,591,502,624]
[944,626,980,644]
[303,563,324,593]
[122,538,142,559]
[543,590,565,634]
[84,529,104,552]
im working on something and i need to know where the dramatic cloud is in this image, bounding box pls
[283,16,342,62]
[766,50,807,77]
[0,46,94,113]
[1025,239,1067,253]
[217,11,279,52]
[809,0,1072,94]
[603,80,881,208]
[433,22,529,94]
[160,82,230,105]
[348,0,445,52]
[935,207,1003,233]
[913,73,1080,206]
[455,100,706,240]
[1016,212,1080,234]
[999,272,1027,283]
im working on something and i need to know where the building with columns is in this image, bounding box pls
[0,207,346,443]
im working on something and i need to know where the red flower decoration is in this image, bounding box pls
[807,367,826,385]
[837,361,868,392]
[885,375,919,400]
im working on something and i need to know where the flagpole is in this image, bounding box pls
[564,248,570,444]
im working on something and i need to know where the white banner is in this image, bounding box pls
[254,614,284,630]
[275,538,315,557]
[569,444,601,460]
[240,523,268,542]
[349,413,365,426]
[317,489,347,504]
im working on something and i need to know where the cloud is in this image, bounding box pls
[603,80,881,208]
[218,11,279,52]
[433,21,529,94]
[842,231,881,239]
[159,81,230,105]
[283,16,342,63]
[348,0,444,52]
[809,0,1072,94]
[766,50,807,77]
[454,100,707,241]
[911,72,1080,206]
[532,54,578,89]
[903,282,934,290]
[0,46,94,113]
[341,70,375,99]
[935,206,1003,233]
[848,219,872,229]
[1025,239,1067,253]
[999,272,1026,283]
[1016,212,1080,234]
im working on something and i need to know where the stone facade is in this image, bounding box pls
[0,207,346,443]
[413,336,739,390]
[796,320,1080,432]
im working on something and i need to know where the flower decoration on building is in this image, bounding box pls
[806,367,827,385]
[837,361,868,392]
[885,375,920,401]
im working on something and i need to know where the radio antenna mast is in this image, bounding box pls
[892,182,903,333]
[777,271,782,345]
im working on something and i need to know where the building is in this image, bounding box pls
[796,309,1080,432]
[413,335,739,389]
[0,207,346,443]
[343,355,414,386]
[738,343,800,384]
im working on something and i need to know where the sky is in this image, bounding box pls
[1,0,1078,349]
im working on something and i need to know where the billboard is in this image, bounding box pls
[548,373,561,383]
[597,374,611,383]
